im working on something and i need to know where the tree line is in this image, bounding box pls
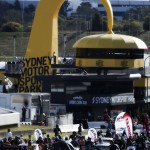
[0,0,149,35]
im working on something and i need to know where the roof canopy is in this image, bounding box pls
[73,34,147,49]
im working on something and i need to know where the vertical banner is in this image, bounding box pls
[34,128,43,141]
[123,112,133,138]
[115,112,133,138]
[115,112,126,135]
[88,128,97,142]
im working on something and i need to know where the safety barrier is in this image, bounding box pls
[59,124,84,133]
[88,121,108,129]
[20,122,31,125]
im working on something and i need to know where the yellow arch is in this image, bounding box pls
[25,0,113,59]
[100,0,113,33]
[18,0,113,92]
[25,0,64,58]
[18,0,64,92]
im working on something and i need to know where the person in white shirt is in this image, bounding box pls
[6,128,12,139]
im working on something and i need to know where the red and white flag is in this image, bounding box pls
[115,112,133,138]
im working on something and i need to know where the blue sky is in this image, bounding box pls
[5,0,149,10]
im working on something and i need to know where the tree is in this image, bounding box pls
[92,13,101,31]
[113,21,124,33]
[24,4,36,14]
[1,22,22,32]
[14,0,21,10]
[76,2,98,20]
[130,20,143,34]
[59,0,72,17]
[4,9,22,24]
[0,1,14,26]
[143,16,150,31]
[123,20,143,35]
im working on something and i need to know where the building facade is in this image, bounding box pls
[97,0,150,20]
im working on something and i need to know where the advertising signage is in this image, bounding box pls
[67,95,111,106]
[111,94,135,105]
[67,94,135,106]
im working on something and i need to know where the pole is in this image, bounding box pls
[13,35,16,61]
[102,15,103,32]
[144,56,150,103]
[147,77,149,103]
[63,34,67,57]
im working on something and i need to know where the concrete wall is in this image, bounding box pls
[47,113,73,127]
[0,107,20,127]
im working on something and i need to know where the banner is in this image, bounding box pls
[34,128,43,141]
[115,112,133,138]
[88,128,97,142]
[115,112,126,135]
[124,112,133,138]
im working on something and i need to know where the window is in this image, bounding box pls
[51,83,64,92]
[76,48,144,59]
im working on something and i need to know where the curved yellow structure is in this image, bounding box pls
[101,0,113,33]
[73,34,147,49]
[25,0,64,58]
[18,0,148,92]
[19,0,64,92]
[73,0,147,69]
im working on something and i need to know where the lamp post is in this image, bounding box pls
[63,34,67,57]
[102,14,103,32]
[13,35,16,61]
[144,55,150,104]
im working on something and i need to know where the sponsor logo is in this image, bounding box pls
[69,96,87,105]
[116,127,124,132]
[116,116,124,122]
[126,117,132,137]
[92,96,111,104]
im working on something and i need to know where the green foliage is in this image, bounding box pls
[14,0,21,10]
[24,4,36,14]
[0,0,35,30]
[1,22,22,32]
[59,0,72,17]
[92,13,101,31]
[123,20,143,34]
[143,16,150,31]
[76,2,99,20]
[3,9,22,24]
[130,20,143,34]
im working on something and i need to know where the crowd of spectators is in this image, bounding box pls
[0,112,150,150]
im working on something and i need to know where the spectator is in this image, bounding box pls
[22,106,27,122]
[28,134,34,143]
[110,140,120,150]
[71,136,80,148]
[53,124,62,139]
[78,123,83,135]
[26,140,33,150]
[114,134,124,150]
[42,113,47,126]
[79,136,86,150]
[105,128,112,137]
[53,51,56,64]
[6,129,12,140]
[85,137,93,150]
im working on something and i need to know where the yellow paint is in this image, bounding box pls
[25,0,64,59]
[18,0,64,92]
[100,0,113,33]
[0,71,4,81]
[73,34,147,49]
[18,0,146,92]
[76,58,144,68]
[134,78,150,87]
